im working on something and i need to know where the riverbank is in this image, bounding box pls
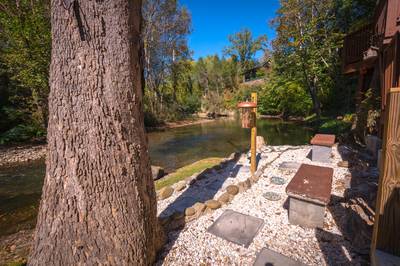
[146,117,218,132]
[0,118,221,168]
[0,144,46,168]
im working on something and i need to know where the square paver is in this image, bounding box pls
[254,248,307,266]
[207,209,264,248]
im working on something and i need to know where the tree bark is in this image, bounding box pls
[29,0,158,265]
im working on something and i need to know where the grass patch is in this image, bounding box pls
[319,119,352,135]
[155,157,224,191]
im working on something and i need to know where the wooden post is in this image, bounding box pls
[371,87,400,263]
[250,92,257,175]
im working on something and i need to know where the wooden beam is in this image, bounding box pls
[371,87,400,262]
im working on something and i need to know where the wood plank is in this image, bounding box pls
[371,89,400,259]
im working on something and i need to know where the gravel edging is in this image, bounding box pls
[156,144,375,265]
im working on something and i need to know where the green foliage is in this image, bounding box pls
[0,0,51,143]
[224,28,267,72]
[0,124,45,144]
[259,79,312,117]
[192,55,240,113]
[0,0,377,144]
[319,119,352,135]
[271,0,375,118]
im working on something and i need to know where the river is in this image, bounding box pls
[0,118,313,236]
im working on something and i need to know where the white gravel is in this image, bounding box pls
[156,145,369,266]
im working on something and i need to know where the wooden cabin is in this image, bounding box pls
[342,0,400,136]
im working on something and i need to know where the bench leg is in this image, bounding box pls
[312,145,332,163]
[288,197,326,228]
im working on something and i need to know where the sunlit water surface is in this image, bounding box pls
[0,118,313,236]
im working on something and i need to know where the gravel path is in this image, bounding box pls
[156,145,370,266]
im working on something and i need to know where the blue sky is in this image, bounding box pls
[179,0,280,60]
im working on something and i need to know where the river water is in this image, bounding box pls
[0,118,313,236]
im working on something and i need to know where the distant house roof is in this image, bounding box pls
[241,61,270,75]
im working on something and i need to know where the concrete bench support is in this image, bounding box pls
[286,164,333,228]
[288,197,326,228]
[310,134,335,163]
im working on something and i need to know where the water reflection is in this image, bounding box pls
[148,118,313,171]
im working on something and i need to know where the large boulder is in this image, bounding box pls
[151,165,165,180]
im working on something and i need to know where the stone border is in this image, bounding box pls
[156,152,241,201]
[157,148,269,232]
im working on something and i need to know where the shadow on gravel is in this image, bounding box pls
[156,154,242,264]
[315,143,378,265]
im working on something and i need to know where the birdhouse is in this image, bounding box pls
[237,102,257,128]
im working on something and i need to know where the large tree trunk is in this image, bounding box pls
[29,0,158,265]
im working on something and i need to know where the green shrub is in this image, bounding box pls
[319,119,351,135]
[0,124,45,144]
[258,80,312,117]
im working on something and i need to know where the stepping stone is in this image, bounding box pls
[279,162,300,170]
[263,192,281,201]
[271,176,286,185]
[254,248,307,266]
[207,210,264,248]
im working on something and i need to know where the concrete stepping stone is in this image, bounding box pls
[271,176,286,185]
[207,210,264,248]
[263,192,281,201]
[279,161,300,170]
[254,248,307,266]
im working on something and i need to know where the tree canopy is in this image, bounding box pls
[0,0,378,144]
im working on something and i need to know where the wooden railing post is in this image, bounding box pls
[250,92,257,175]
[371,87,400,264]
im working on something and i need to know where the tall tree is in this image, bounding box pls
[271,0,376,117]
[224,28,267,71]
[29,0,159,264]
[142,0,191,116]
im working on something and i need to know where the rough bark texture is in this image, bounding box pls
[29,0,158,265]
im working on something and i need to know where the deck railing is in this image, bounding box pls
[343,24,375,67]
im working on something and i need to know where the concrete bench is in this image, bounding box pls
[286,164,333,228]
[310,134,335,163]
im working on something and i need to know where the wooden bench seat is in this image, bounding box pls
[310,134,335,147]
[286,164,333,228]
[310,134,335,163]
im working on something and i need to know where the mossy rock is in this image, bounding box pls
[218,193,230,204]
[175,181,187,191]
[205,199,221,210]
[193,202,206,214]
[159,186,174,200]
[185,207,196,216]
[226,185,239,195]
